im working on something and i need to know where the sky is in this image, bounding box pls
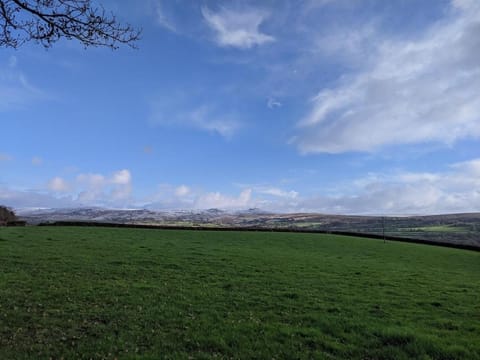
[1,0,480,215]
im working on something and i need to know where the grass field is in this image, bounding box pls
[0,226,479,359]
[413,225,470,233]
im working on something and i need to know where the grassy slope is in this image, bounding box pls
[413,225,470,233]
[0,226,479,359]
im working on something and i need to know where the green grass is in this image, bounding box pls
[0,226,479,359]
[414,225,471,233]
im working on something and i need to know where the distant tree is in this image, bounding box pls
[0,205,17,224]
[0,0,140,49]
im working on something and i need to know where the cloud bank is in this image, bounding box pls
[3,157,479,215]
[294,1,480,153]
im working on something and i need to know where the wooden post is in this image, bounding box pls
[382,216,386,243]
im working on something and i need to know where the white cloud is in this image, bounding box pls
[202,6,275,49]
[312,21,377,62]
[58,159,478,213]
[144,184,195,210]
[111,185,132,201]
[187,106,241,138]
[145,185,254,210]
[195,189,253,209]
[2,157,479,215]
[74,170,133,204]
[293,158,480,215]
[452,0,479,11]
[267,97,282,109]
[76,173,107,203]
[153,0,177,32]
[48,177,70,192]
[175,185,190,197]
[77,173,106,189]
[256,187,298,199]
[109,170,132,201]
[451,158,480,176]
[111,169,132,185]
[294,2,480,153]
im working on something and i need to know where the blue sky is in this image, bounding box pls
[1,0,480,214]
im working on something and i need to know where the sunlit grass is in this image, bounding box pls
[0,226,479,359]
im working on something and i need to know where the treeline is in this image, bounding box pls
[0,206,17,224]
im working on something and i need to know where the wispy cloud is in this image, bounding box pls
[294,1,480,153]
[202,6,275,49]
[267,97,282,109]
[255,186,298,199]
[152,0,177,32]
[31,156,43,166]
[0,56,46,111]
[311,21,377,64]
[150,99,242,138]
[186,106,241,138]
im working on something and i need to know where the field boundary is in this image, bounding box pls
[36,221,480,252]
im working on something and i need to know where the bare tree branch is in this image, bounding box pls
[0,0,141,49]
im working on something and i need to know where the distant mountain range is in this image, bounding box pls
[17,207,270,225]
[17,207,480,247]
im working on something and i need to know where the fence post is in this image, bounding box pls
[382,216,386,243]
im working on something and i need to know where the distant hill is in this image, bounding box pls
[17,207,480,247]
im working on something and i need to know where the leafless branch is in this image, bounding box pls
[0,0,141,49]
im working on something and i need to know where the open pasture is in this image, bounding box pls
[0,226,479,359]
